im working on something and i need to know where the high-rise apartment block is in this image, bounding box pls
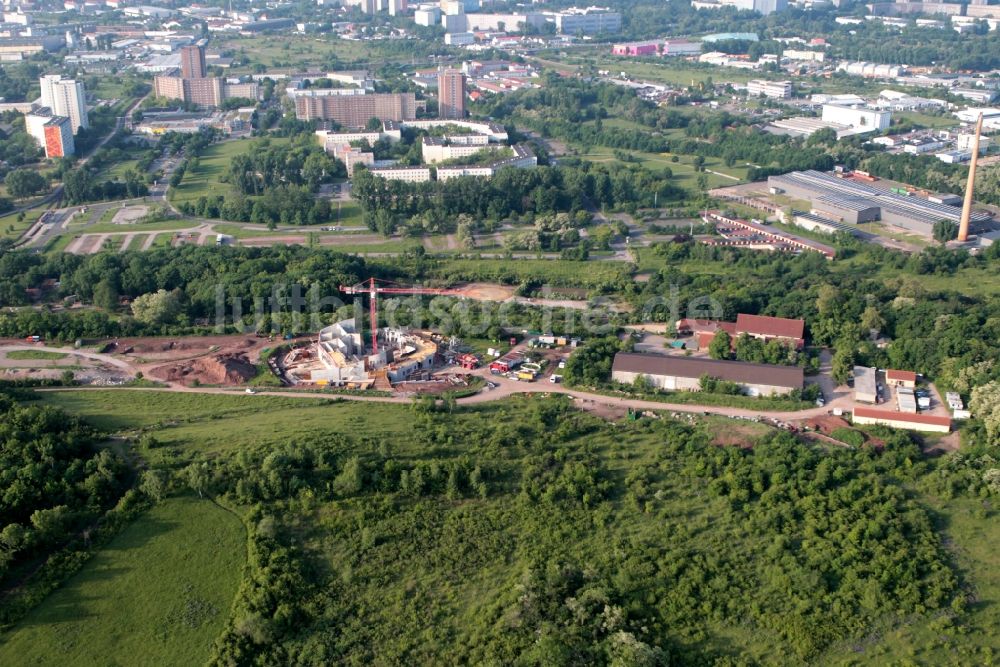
[26,109,75,158]
[437,69,466,120]
[180,44,207,79]
[39,74,88,133]
[293,92,417,126]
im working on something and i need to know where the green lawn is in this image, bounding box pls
[5,350,68,361]
[0,496,245,667]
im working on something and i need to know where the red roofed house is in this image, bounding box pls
[676,314,806,351]
[885,369,917,389]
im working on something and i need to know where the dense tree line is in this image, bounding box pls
[0,113,42,169]
[0,394,130,589]
[353,161,683,235]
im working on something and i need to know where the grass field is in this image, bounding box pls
[895,111,959,130]
[428,257,632,287]
[214,35,376,70]
[34,391,414,463]
[0,496,245,666]
[575,145,748,190]
[4,350,68,360]
[170,138,289,207]
[0,208,44,242]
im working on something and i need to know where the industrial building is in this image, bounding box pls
[767,170,993,236]
[852,407,951,433]
[611,353,804,396]
[853,366,878,404]
[886,369,917,388]
[611,41,659,56]
[792,212,861,236]
[702,212,836,258]
[821,104,891,132]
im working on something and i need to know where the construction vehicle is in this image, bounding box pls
[517,370,536,382]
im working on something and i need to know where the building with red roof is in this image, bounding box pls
[675,314,806,350]
[885,369,917,388]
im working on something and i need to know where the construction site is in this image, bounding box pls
[275,278,482,391]
[277,318,450,390]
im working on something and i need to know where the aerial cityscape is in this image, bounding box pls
[1,0,1000,663]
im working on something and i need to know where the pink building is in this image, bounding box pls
[611,41,659,56]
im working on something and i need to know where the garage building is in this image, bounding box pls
[611,353,804,396]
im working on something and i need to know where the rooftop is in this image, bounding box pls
[853,406,951,427]
[612,353,804,389]
[736,313,805,340]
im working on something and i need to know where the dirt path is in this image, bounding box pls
[140,233,157,251]
[0,345,135,373]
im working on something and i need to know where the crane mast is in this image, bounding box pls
[339,278,458,354]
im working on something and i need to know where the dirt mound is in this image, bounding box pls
[453,283,515,301]
[150,352,257,386]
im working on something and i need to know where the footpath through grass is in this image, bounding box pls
[0,496,245,666]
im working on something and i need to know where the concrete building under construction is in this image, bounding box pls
[280,318,438,388]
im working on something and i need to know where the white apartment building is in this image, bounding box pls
[39,74,88,133]
[437,166,494,180]
[748,79,792,99]
[368,166,433,182]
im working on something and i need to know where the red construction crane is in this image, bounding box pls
[339,278,460,354]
